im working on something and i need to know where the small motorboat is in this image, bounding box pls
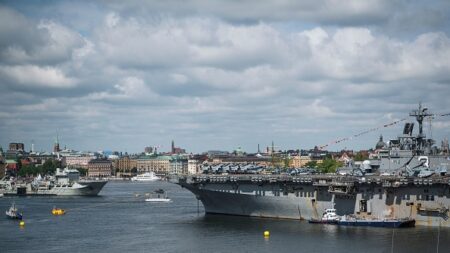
[145,189,171,202]
[52,207,66,215]
[6,202,23,220]
[309,208,339,224]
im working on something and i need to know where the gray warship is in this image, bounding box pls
[175,105,450,227]
[0,168,107,196]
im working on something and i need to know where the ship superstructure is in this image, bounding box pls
[175,105,450,227]
[364,104,449,177]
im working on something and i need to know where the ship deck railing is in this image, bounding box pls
[177,174,450,186]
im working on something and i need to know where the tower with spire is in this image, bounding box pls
[53,132,60,153]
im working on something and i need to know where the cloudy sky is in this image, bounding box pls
[1,0,450,153]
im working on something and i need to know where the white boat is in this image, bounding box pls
[131,172,160,182]
[6,202,23,220]
[145,198,171,202]
[145,189,171,202]
[309,208,340,224]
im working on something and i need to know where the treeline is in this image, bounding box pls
[304,157,344,173]
[18,159,60,177]
[18,159,88,177]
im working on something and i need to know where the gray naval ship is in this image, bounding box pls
[175,105,450,227]
[0,168,107,196]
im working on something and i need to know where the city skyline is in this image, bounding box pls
[1,1,450,153]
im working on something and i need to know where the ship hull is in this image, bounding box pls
[57,181,107,196]
[38,181,108,196]
[2,181,108,196]
[178,175,450,227]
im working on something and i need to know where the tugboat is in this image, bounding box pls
[309,209,415,228]
[6,202,23,220]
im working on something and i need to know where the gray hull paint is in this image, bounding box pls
[180,179,450,227]
[56,181,108,196]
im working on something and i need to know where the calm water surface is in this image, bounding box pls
[1,181,449,253]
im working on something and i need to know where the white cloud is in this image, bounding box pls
[96,17,191,68]
[0,7,86,65]
[87,76,157,101]
[105,0,393,25]
[37,21,86,62]
[0,65,76,88]
[16,98,60,112]
[171,73,188,84]
[1,2,450,153]
[105,12,120,28]
[303,99,336,118]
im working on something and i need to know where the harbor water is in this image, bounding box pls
[1,181,449,253]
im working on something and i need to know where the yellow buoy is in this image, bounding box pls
[52,208,66,215]
[264,230,270,237]
[19,220,25,226]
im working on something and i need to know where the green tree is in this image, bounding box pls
[18,164,41,177]
[317,158,343,173]
[284,157,291,168]
[42,159,58,175]
[76,167,88,176]
[305,161,318,168]
[18,165,29,177]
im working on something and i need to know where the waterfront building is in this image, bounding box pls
[27,154,55,166]
[232,147,245,156]
[171,140,186,154]
[64,155,95,169]
[5,159,18,173]
[87,159,112,178]
[20,158,32,167]
[291,155,313,167]
[136,155,188,176]
[115,156,137,177]
[188,155,208,175]
[0,160,5,178]
[309,146,329,159]
[136,155,171,176]
[442,138,449,154]
[9,143,25,151]
[4,149,20,159]
[169,156,188,175]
